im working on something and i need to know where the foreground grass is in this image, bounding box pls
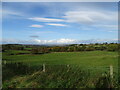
[3,63,119,88]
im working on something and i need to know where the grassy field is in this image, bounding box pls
[2,50,119,88]
[3,50,118,67]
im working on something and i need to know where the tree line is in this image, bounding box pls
[2,43,119,54]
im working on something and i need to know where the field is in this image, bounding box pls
[3,50,118,66]
[2,50,119,88]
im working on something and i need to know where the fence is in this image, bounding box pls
[2,62,119,88]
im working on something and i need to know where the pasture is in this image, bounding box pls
[3,50,118,67]
[2,50,119,88]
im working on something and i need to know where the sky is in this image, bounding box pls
[2,2,118,44]
[2,0,120,2]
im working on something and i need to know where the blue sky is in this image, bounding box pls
[2,2,118,44]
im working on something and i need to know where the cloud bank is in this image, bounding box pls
[1,38,118,45]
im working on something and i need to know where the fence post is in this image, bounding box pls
[43,64,45,72]
[110,65,113,79]
[67,64,70,72]
[110,65,113,88]
[4,60,6,65]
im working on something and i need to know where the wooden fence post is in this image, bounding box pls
[4,60,6,65]
[43,64,45,72]
[110,65,113,88]
[67,64,70,72]
[0,60,1,65]
[110,65,113,79]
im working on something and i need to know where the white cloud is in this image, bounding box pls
[1,38,118,45]
[28,10,117,27]
[33,38,77,44]
[79,39,118,44]
[1,38,77,44]
[29,24,43,28]
[63,11,117,25]
[56,38,76,44]
[46,23,67,26]
[28,17,65,22]
[64,11,94,24]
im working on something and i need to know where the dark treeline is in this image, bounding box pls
[2,43,120,54]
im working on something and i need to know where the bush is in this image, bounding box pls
[107,44,118,51]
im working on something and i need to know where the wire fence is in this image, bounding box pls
[2,62,119,88]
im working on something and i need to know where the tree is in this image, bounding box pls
[31,47,50,54]
[85,46,95,51]
[107,44,118,51]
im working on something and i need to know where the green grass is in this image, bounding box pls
[3,51,118,67]
[2,50,119,88]
[3,63,119,88]
[3,66,92,88]
[24,48,32,50]
[3,50,30,55]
